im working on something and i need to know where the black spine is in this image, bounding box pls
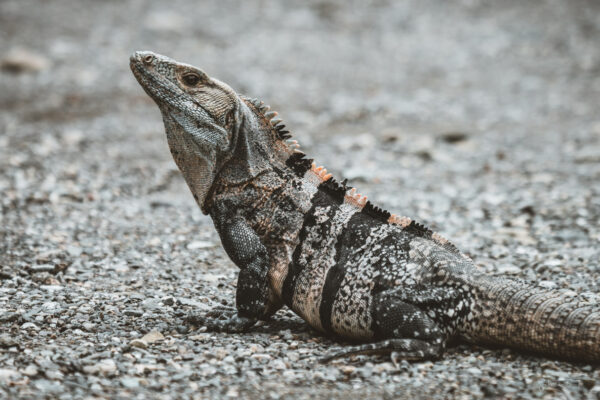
[286,153,313,177]
[402,220,461,254]
[319,178,349,204]
[361,201,391,222]
[403,220,434,238]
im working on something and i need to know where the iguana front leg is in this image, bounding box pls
[187,206,276,332]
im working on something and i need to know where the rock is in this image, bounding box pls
[141,298,162,310]
[543,259,563,269]
[251,353,272,363]
[186,241,215,250]
[0,334,18,348]
[129,339,148,349]
[29,264,56,274]
[340,365,356,375]
[121,377,140,389]
[90,383,102,393]
[22,365,38,377]
[0,369,19,381]
[581,378,596,390]
[1,48,50,73]
[141,330,164,344]
[225,386,239,397]
[178,298,211,310]
[574,147,600,163]
[83,359,117,376]
[282,370,296,381]
[45,370,64,380]
[21,322,39,330]
[176,325,189,334]
[82,322,95,331]
[124,309,143,317]
[41,301,62,313]
[496,264,521,275]
[128,330,164,349]
[0,312,20,323]
[538,280,557,290]
[33,379,64,394]
[199,273,223,283]
[0,267,13,280]
[439,131,470,143]
[40,285,63,292]
[189,334,209,342]
[358,367,373,379]
[66,245,83,257]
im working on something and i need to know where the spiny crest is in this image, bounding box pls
[321,177,351,203]
[286,152,314,177]
[389,214,461,255]
[245,96,314,177]
[362,201,392,222]
[404,220,434,238]
[311,163,333,181]
[345,187,368,208]
[388,214,413,228]
[245,97,292,141]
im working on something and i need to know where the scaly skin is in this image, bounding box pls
[130,51,600,363]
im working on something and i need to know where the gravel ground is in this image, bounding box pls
[1,0,600,398]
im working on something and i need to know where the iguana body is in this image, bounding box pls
[130,51,600,363]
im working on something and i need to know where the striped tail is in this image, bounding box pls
[465,277,600,362]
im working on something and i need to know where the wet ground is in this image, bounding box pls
[1,0,600,398]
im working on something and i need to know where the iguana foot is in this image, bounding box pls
[319,339,443,364]
[185,306,257,333]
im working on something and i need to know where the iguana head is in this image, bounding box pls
[130,51,307,213]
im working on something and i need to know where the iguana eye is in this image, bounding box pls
[182,73,201,86]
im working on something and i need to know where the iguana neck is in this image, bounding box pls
[203,101,292,213]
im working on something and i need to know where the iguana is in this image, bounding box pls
[130,51,600,363]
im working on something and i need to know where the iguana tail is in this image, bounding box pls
[464,276,600,362]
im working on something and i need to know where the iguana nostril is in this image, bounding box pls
[143,54,154,64]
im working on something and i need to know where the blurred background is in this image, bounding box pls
[1,0,600,398]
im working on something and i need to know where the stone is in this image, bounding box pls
[124,309,143,317]
[1,48,50,73]
[0,369,19,381]
[141,330,164,344]
[186,241,215,250]
[83,359,117,376]
[121,377,140,389]
[22,365,38,377]
[0,334,18,348]
[129,339,148,349]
